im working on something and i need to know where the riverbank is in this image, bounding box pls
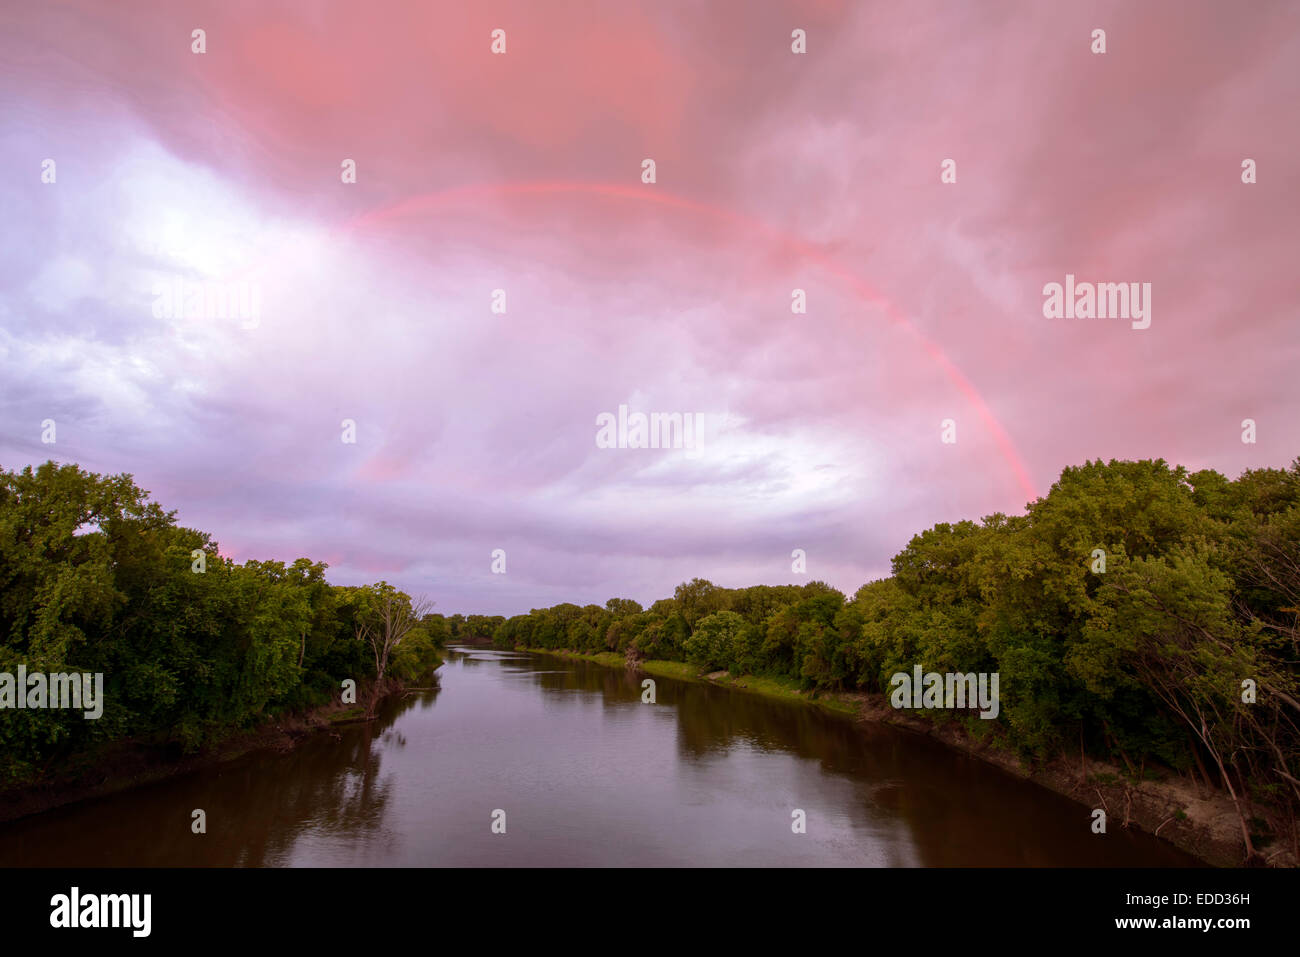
[513,646,860,713]
[0,675,419,826]
[517,645,1279,868]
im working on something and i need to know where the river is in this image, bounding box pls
[0,646,1199,866]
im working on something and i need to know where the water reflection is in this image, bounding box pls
[0,688,433,866]
[0,648,1198,867]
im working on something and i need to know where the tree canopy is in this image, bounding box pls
[0,461,445,783]
[490,457,1300,855]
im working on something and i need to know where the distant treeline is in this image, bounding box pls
[0,462,447,784]
[489,458,1300,859]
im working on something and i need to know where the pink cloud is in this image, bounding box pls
[2,0,1296,613]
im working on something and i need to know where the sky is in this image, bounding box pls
[1,0,1297,616]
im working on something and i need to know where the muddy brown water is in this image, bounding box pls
[0,647,1200,866]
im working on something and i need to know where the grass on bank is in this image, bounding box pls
[515,646,858,715]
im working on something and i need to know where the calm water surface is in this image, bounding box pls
[0,647,1199,866]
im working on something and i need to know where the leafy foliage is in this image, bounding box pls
[490,457,1300,845]
[0,462,444,782]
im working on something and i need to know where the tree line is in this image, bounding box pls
[490,457,1300,860]
[0,461,447,785]
[4,455,1296,858]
